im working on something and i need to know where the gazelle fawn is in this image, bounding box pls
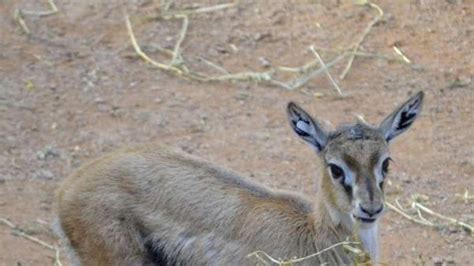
[56,92,424,265]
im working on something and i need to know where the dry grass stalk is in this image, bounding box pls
[126,14,287,88]
[161,0,174,12]
[0,217,62,266]
[387,195,474,235]
[393,46,412,64]
[127,11,391,92]
[14,0,59,35]
[149,2,237,19]
[197,56,230,74]
[386,202,435,227]
[14,9,30,35]
[455,189,474,204]
[170,14,188,66]
[410,195,473,234]
[247,241,361,265]
[128,1,356,91]
[339,0,384,80]
[310,46,344,96]
[21,0,59,17]
[286,52,349,91]
[126,15,184,75]
[128,1,407,93]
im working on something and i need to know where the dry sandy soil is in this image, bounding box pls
[0,0,473,265]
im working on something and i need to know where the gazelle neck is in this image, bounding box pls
[358,222,379,263]
[317,195,380,263]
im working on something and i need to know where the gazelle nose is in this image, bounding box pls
[360,204,384,217]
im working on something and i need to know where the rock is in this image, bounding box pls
[449,75,471,89]
[410,64,425,72]
[35,169,54,180]
[445,257,455,265]
[254,32,272,42]
[258,57,271,68]
[214,44,229,54]
[36,146,60,160]
[94,97,106,104]
[432,257,443,265]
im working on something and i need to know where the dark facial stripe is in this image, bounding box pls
[365,175,374,202]
[340,178,353,200]
[370,151,381,170]
[342,154,360,173]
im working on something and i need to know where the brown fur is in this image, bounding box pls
[57,146,355,265]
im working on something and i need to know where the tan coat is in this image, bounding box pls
[57,145,354,265]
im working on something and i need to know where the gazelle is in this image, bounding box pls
[56,92,424,265]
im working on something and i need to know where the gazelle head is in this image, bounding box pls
[287,92,424,229]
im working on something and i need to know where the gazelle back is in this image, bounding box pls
[56,92,424,265]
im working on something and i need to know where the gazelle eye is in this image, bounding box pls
[328,164,345,179]
[382,157,391,177]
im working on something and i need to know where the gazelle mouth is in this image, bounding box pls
[353,215,376,223]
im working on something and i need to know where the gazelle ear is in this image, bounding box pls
[287,102,328,152]
[379,91,424,143]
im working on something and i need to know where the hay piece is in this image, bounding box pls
[14,9,30,35]
[339,1,384,80]
[310,46,344,96]
[247,241,360,265]
[0,217,62,266]
[393,46,412,64]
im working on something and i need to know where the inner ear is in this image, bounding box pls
[379,91,424,142]
[287,102,328,152]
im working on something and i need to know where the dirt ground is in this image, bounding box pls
[0,0,473,265]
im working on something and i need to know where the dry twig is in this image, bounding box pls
[197,57,230,74]
[14,9,30,35]
[310,46,344,96]
[393,46,412,64]
[386,201,435,227]
[127,1,406,93]
[22,0,59,17]
[339,0,384,80]
[161,0,174,12]
[455,189,474,204]
[126,15,184,75]
[0,217,62,266]
[387,195,474,235]
[152,2,236,19]
[14,0,59,35]
[170,14,189,66]
[287,52,349,90]
[411,196,473,234]
[247,241,360,265]
[126,14,285,87]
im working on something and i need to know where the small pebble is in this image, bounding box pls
[258,57,271,68]
[36,146,60,160]
[35,169,54,180]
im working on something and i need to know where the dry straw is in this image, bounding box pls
[0,217,62,266]
[125,1,407,95]
[247,240,365,266]
[387,194,473,235]
[14,0,59,35]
